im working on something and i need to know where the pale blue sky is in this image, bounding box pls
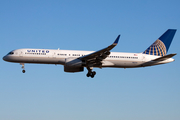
[0,0,180,120]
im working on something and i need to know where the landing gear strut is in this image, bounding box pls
[86,67,96,78]
[20,63,26,73]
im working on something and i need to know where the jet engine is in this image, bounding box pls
[64,57,84,72]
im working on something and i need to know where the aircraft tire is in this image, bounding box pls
[22,70,25,73]
[87,73,90,77]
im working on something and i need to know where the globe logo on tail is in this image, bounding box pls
[143,39,166,56]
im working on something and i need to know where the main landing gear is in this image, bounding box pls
[86,67,96,78]
[20,63,26,73]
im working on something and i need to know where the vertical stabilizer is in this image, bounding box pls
[143,29,176,56]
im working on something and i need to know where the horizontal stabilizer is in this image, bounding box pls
[139,53,176,67]
[152,53,177,61]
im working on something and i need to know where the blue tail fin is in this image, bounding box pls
[143,29,177,56]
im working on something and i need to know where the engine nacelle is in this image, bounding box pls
[64,66,84,72]
[64,57,84,72]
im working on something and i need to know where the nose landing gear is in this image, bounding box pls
[20,63,26,73]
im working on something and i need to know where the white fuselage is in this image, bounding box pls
[3,48,174,68]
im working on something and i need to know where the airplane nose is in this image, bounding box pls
[3,55,15,62]
[3,56,6,61]
[3,56,8,61]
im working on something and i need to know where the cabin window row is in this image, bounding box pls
[57,54,86,57]
[55,53,138,59]
[109,56,138,59]
[57,54,67,56]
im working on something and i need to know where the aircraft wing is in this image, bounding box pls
[79,35,120,67]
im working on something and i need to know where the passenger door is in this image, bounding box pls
[52,52,56,58]
[19,51,23,57]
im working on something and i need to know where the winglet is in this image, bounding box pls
[113,35,120,45]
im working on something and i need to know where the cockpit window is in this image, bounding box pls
[8,52,14,55]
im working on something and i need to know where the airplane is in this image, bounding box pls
[3,29,177,78]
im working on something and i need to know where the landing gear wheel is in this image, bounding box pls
[86,66,96,78]
[86,73,91,77]
[92,71,96,76]
[22,70,26,73]
[86,71,96,78]
[90,71,96,78]
[91,74,94,78]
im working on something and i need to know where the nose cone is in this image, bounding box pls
[3,55,9,61]
[3,56,7,61]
